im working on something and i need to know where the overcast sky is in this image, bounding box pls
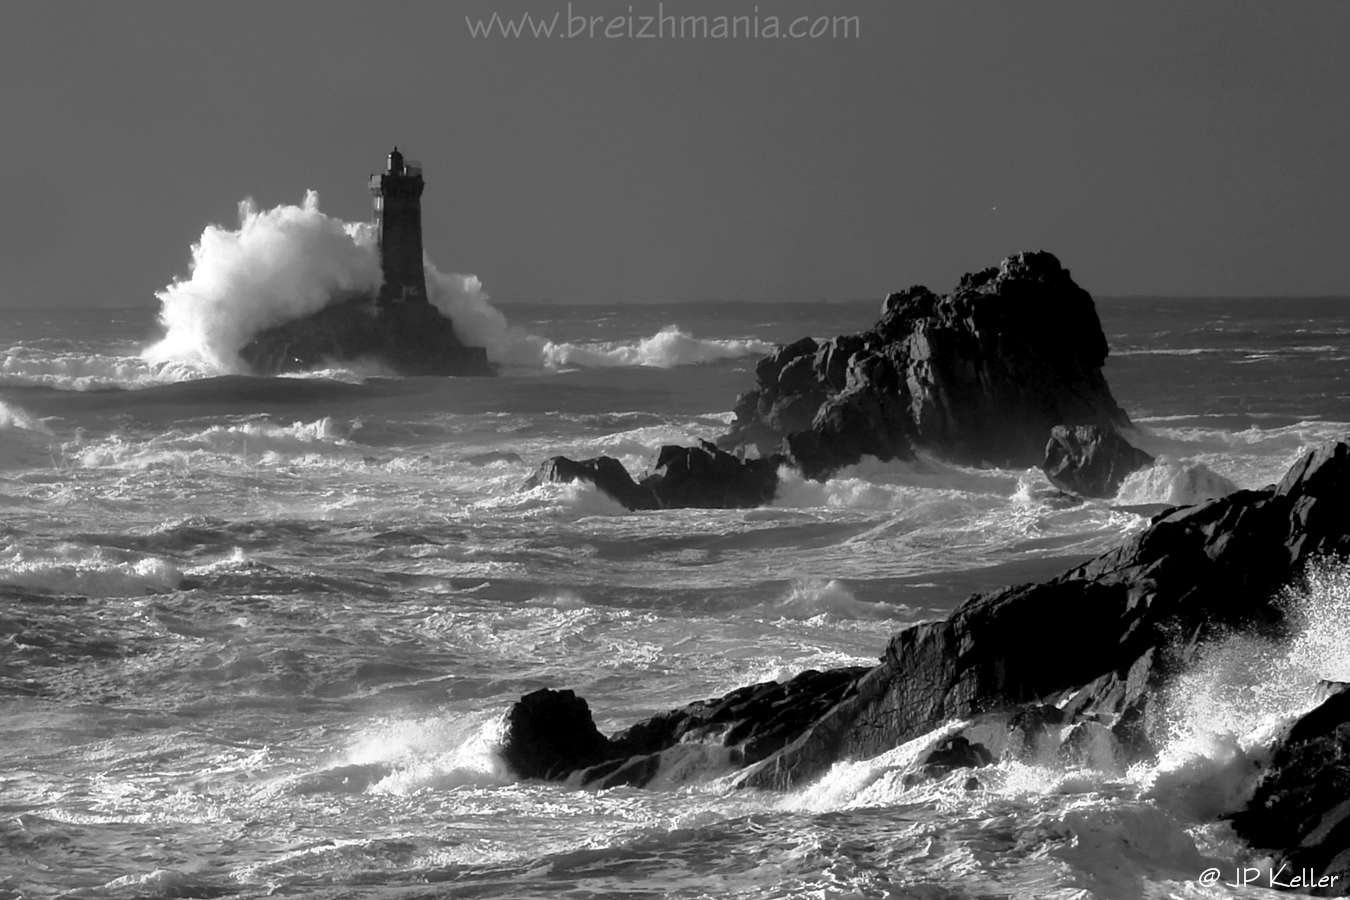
[2,0,1347,308]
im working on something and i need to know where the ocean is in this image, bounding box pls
[3,295,1350,899]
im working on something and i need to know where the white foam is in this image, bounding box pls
[0,545,182,597]
[541,326,773,369]
[145,191,382,373]
[61,417,351,469]
[0,399,46,432]
[1114,458,1239,506]
[1,345,205,390]
[348,711,509,794]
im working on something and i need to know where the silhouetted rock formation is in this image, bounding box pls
[1042,424,1154,498]
[498,668,868,788]
[499,440,1350,835]
[525,455,659,511]
[741,441,1350,789]
[721,251,1130,477]
[498,689,611,781]
[644,442,781,508]
[524,441,782,510]
[1230,681,1350,890]
[237,296,492,376]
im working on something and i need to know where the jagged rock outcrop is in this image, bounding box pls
[904,735,996,787]
[739,441,1350,788]
[501,441,1350,810]
[643,442,781,508]
[238,296,492,376]
[1042,424,1155,498]
[524,441,783,510]
[721,251,1130,477]
[498,668,868,788]
[524,455,660,511]
[1230,682,1350,891]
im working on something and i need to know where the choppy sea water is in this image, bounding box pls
[3,296,1350,900]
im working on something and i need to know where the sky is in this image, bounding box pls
[1,0,1347,308]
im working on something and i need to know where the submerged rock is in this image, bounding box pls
[721,251,1130,476]
[237,296,493,376]
[903,735,996,787]
[1042,424,1155,498]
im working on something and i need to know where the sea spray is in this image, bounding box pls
[1113,457,1239,506]
[146,192,381,372]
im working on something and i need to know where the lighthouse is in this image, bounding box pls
[369,147,429,305]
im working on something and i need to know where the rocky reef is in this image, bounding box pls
[500,440,1350,879]
[524,441,781,510]
[721,250,1132,477]
[527,251,1150,508]
[237,296,492,376]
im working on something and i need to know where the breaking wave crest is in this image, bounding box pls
[771,561,1350,895]
[1114,458,1240,506]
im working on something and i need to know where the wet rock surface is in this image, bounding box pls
[524,441,783,510]
[503,441,1350,887]
[238,297,492,376]
[721,251,1130,476]
[1230,682,1350,893]
[1042,423,1155,498]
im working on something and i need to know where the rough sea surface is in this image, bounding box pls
[4,297,1350,899]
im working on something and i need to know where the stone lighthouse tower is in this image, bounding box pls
[369,147,429,305]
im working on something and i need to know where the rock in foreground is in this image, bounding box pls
[499,669,869,788]
[721,251,1130,476]
[500,440,1350,853]
[237,297,492,376]
[1230,682,1350,891]
[1041,424,1154,498]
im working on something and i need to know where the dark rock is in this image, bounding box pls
[754,337,819,388]
[1230,683,1350,890]
[642,441,782,509]
[915,735,995,780]
[721,251,1130,475]
[238,295,492,376]
[1042,424,1155,498]
[1006,704,1067,760]
[497,667,868,789]
[504,438,1350,891]
[525,442,783,511]
[523,455,659,511]
[738,440,1350,789]
[498,689,612,781]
